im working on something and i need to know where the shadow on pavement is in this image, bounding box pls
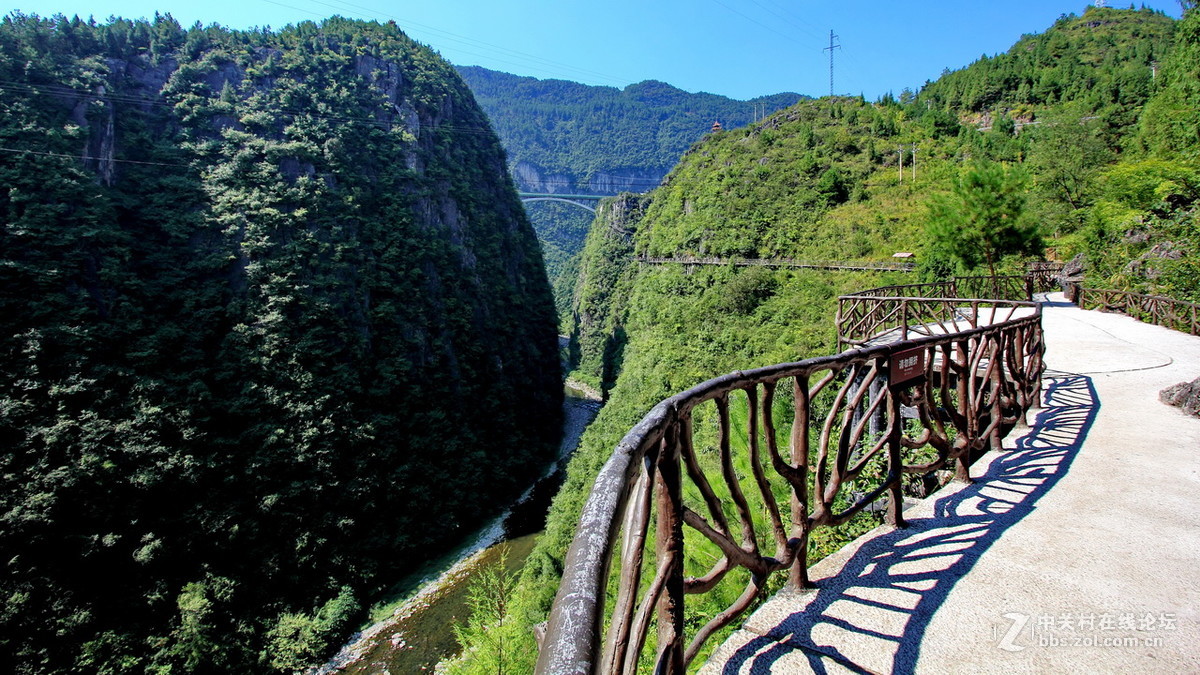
[719,371,1099,674]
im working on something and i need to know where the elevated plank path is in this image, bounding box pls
[635,256,916,273]
[702,292,1200,673]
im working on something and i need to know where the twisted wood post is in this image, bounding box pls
[789,377,812,590]
[655,421,685,671]
[884,354,906,528]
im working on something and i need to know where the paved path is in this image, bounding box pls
[703,293,1200,674]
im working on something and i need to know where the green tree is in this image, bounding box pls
[451,554,518,675]
[1139,4,1200,159]
[0,15,562,673]
[927,161,1043,277]
[1026,107,1113,213]
[263,587,359,671]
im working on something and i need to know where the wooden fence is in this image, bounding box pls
[1077,288,1200,337]
[536,284,1045,674]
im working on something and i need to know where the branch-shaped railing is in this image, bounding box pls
[1078,288,1200,337]
[835,271,1061,349]
[536,286,1044,674]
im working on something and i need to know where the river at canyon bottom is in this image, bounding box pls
[317,389,600,674]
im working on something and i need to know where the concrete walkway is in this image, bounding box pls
[702,293,1200,674]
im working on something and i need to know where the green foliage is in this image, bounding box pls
[0,13,561,673]
[919,6,1174,130]
[1072,159,1200,298]
[1139,5,1200,159]
[926,161,1043,276]
[457,67,804,327]
[569,194,645,391]
[463,92,957,673]
[524,202,594,324]
[449,554,521,675]
[457,66,805,185]
[1024,104,1114,234]
[446,10,1200,673]
[264,587,359,671]
[635,97,935,260]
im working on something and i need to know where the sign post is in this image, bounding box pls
[885,345,926,528]
[889,346,926,388]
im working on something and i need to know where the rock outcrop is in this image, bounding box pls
[1160,377,1200,417]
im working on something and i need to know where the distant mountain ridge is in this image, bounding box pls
[456,66,806,193]
[455,65,806,320]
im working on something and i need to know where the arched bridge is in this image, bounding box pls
[536,272,1200,673]
[518,192,606,213]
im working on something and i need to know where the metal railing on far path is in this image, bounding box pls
[535,279,1045,675]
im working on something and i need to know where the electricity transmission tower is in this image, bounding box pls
[823,30,841,97]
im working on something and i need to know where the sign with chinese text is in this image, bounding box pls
[890,347,926,387]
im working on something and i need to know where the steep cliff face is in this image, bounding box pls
[0,15,561,672]
[510,160,667,195]
[569,193,646,392]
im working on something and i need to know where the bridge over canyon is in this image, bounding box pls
[518,192,606,213]
[535,271,1200,674]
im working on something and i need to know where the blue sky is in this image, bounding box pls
[7,1,1184,100]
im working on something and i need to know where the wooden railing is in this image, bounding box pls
[835,272,1058,349]
[536,286,1045,674]
[1078,288,1200,337]
[835,296,1038,349]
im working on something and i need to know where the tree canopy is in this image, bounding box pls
[926,161,1043,277]
[0,13,561,672]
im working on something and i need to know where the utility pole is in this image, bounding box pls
[824,30,841,97]
[898,146,903,184]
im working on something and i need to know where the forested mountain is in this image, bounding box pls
[457,66,804,192]
[457,66,805,320]
[0,14,562,672]
[448,6,1199,673]
[919,6,1174,125]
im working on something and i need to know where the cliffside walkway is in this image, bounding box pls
[701,292,1200,673]
[634,256,916,272]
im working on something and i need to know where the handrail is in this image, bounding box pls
[836,271,1059,349]
[1077,288,1200,337]
[537,283,1045,674]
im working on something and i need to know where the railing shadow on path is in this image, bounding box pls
[717,371,1100,674]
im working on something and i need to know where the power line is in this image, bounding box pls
[754,0,827,39]
[258,0,637,87]
[0,145,189,167]
[740,0,825,42]
[0,80,500,137]
[707,0,810,46]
